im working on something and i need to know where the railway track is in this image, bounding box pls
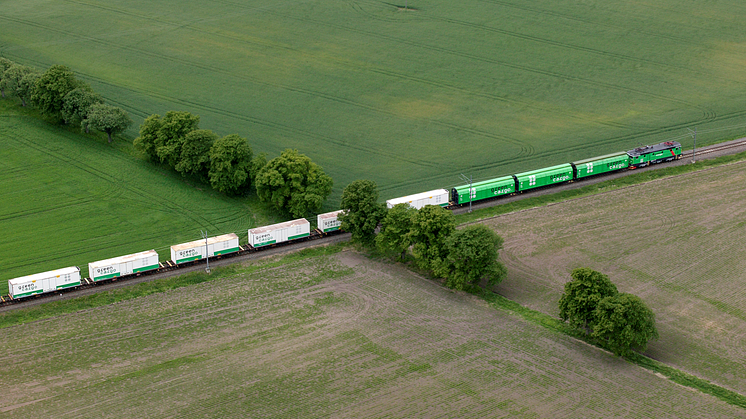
[4,138,746,311]
[0,230,348,311]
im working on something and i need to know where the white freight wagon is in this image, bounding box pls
[88,249,160,281]
[317,210,344,233]
[386,189,450,210]
[249,218,310,248]
[170,233,240,264]
[8,266,81,299]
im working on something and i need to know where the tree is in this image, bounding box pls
[0,57,14,97]
[591,293,658,356]
[558,268,619,330]
[31,65,83,122]
[133,114,162,160]
[176,129,217,177]
[16,71,40,107]
[255,149,333,217]
[409,205,456,269]
[437,224,507,291]
[62,87,103,129]
[338,179,386,244]
[208,134,254,195]
[82,103,132,143]
[1,63,33,101]
[154,111,200,167]
[376,203,416,260]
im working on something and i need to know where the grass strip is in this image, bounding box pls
[0,243,346,329]
[456,149,746,225]
[477,289,746,409]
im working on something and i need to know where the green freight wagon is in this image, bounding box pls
[571,152,629,179]
[627,141,682,168]
[451,175,515,205]
[515,164,573,192]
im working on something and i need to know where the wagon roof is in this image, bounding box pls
[515,163,573,177]
[318,210,344,220]
[572,152,628,165]
[386,189,449,205]
[89,250,159,268]
[249,218,309,234]
[9,266,80,285]
[171,233,239,251]
[627,141,681,157]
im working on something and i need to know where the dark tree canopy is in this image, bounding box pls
[409,205,456,269]
[133,114,162,159]
[176,129,218,178]
[436,224,507,291]
[31,65,83,122]
[155,111,200,167]
[592,293,658,356]
[255,149,333,218]
[17,72,40,107]
[338,179,386,244]
[82,103,132,143]
[558,268,619,330]
[1,63,34,102]
[208,134,254,195]
[62,87,103,128]
[0,57,14,97]
[376,203,416,260]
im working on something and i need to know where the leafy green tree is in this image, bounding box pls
[1,63,33,101]
[338,179,386,244]
[133,114,162,160]
[17,71,40,107]
[376,203,416,260]
[155,111,200,167]
[436,224,507,291]
[249,152,268,182]
[31,65,83,122]
[208,134,254,195]
[409,205,456,269]
[82,103,132,143]
[62,88,103,129]
[0,57,14,97]
[592,293,658,356]
[255,149,333,217]
[176,129,217,177]
[558,268,619,330]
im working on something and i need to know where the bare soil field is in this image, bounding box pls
[1,252,742,418]
[483,161,746,395]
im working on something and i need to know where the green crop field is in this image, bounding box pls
[0,104,285,295]
[2,0,746,201]
[1,251,743,417]
[483,161,746,395]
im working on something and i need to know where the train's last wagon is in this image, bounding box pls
[8,266,81,299]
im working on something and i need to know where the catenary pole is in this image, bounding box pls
[687,127,696,163]
[460,173,473,213]
[201,230,210,273]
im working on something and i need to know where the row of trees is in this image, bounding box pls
[558,268,658,356]
[338,180,506,291]
[0,59,131,142]
[133,111,333,215]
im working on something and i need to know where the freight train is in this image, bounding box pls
[386,141,682,209]
[6,141,681,301]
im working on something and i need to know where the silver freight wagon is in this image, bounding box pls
[9,266,81,299]
[386,189,450,210]
[317,210,344,233]
[170,233,240,264]
[88,249,160,281]
[249,218,310,248]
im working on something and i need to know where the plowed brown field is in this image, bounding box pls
[484,160,746,395]
[1,251,742,417]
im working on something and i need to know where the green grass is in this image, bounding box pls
[0,101,298,294]
[2,0,746,201]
